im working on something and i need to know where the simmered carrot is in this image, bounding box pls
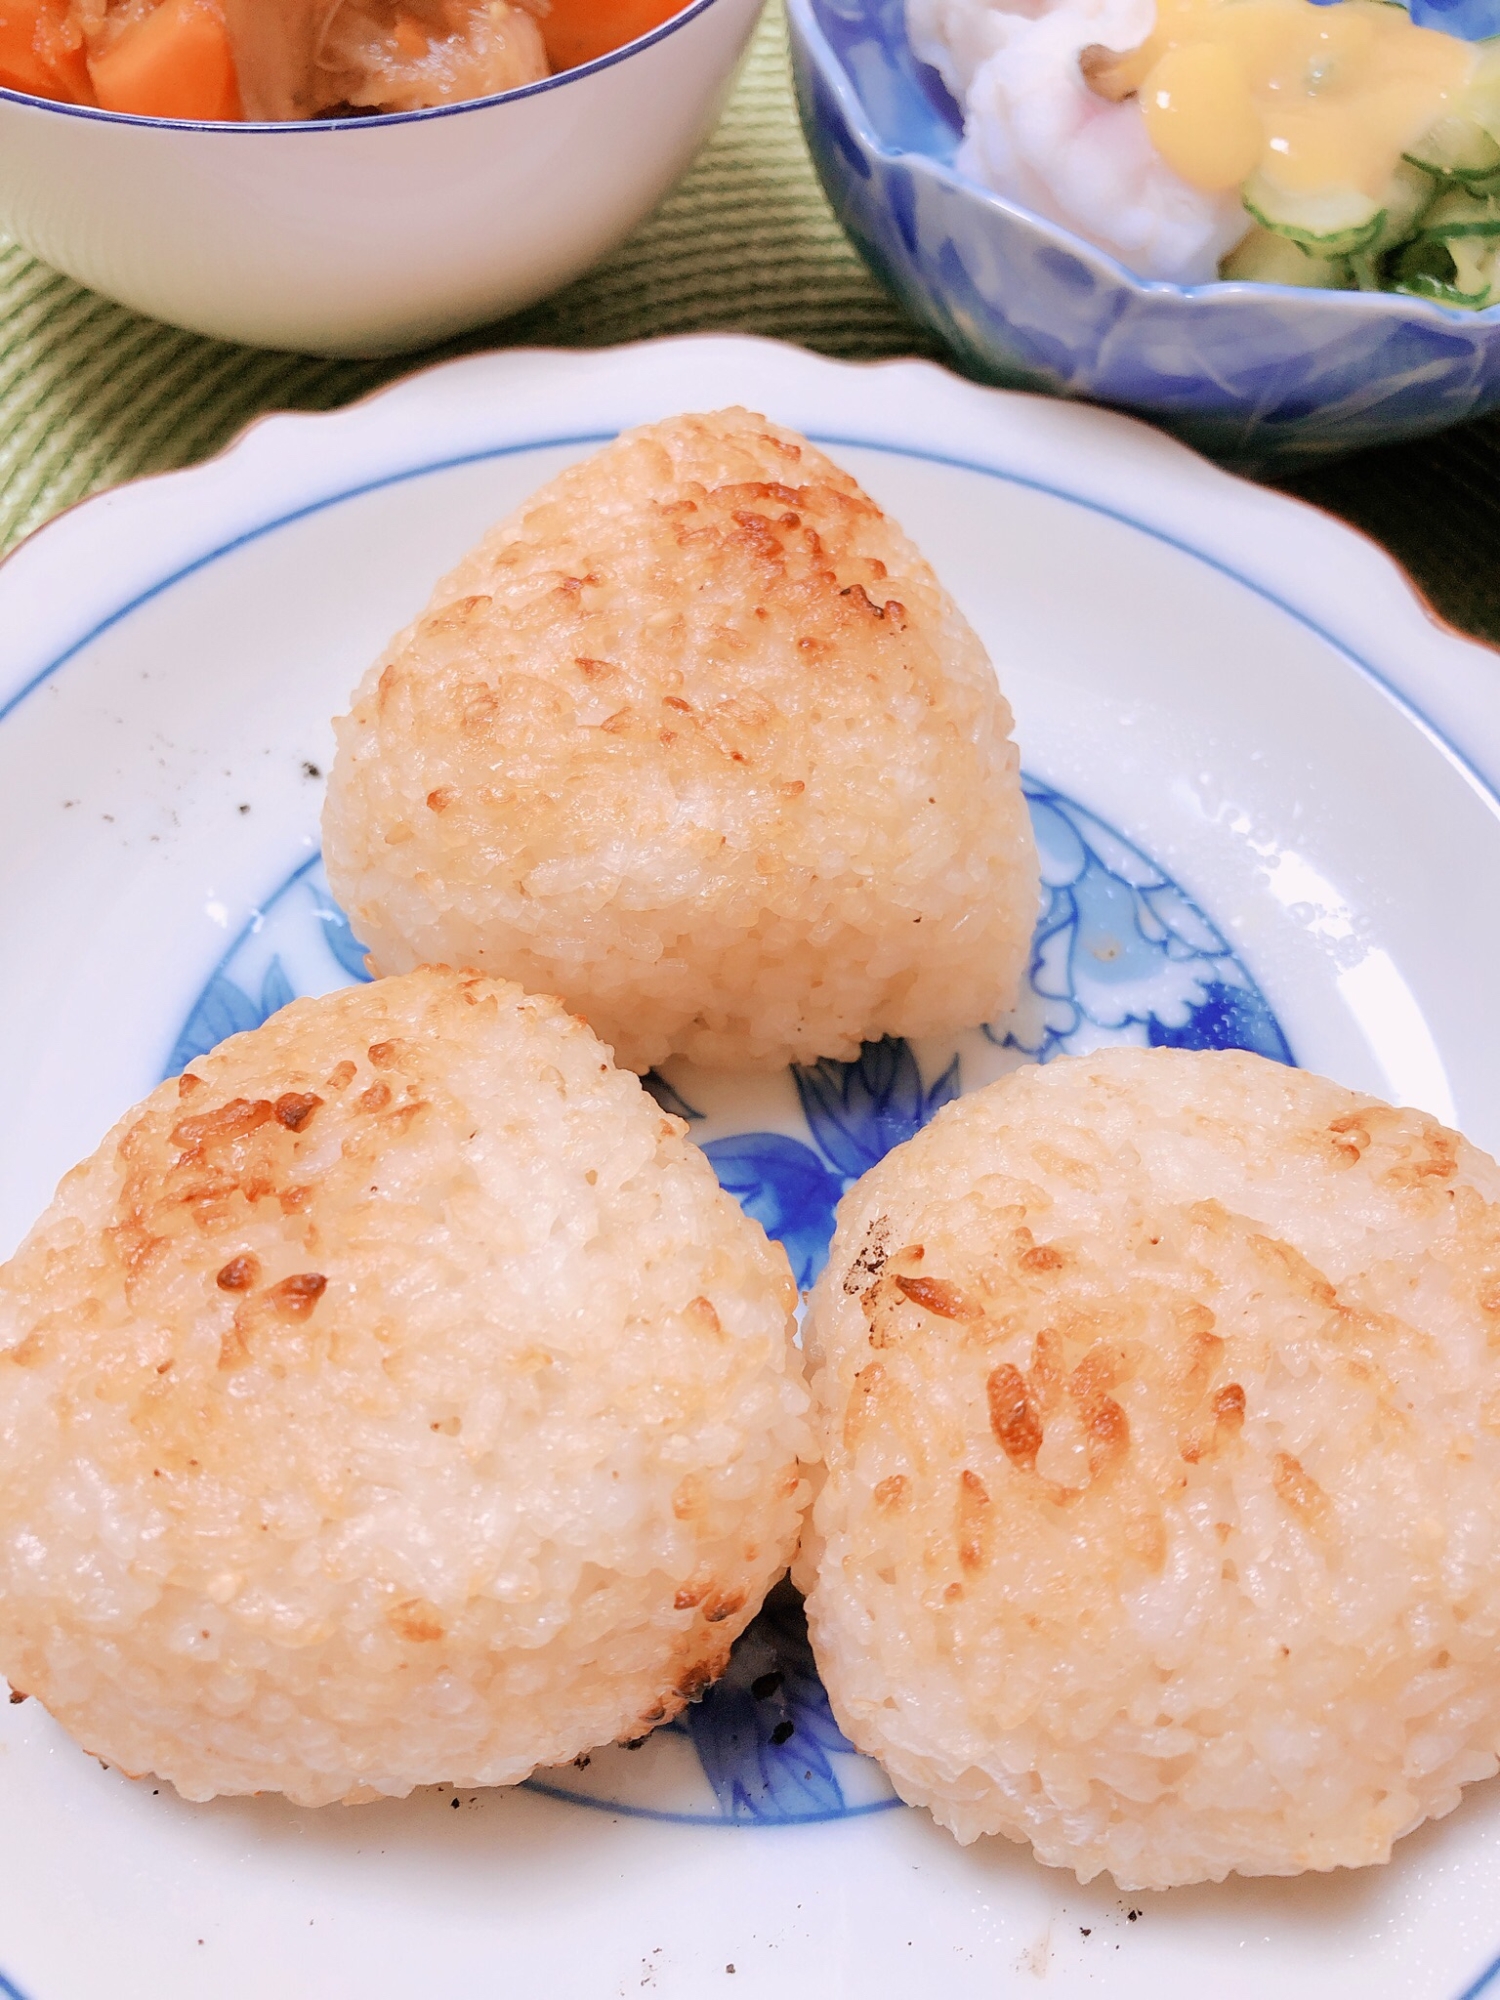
[0,0,92,102]
[538,0,691,73]
[89,0,240,118]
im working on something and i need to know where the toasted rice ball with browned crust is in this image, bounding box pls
[0,970,809,1808]
[322,408,1037,1073]
[799,1047,1500,1891]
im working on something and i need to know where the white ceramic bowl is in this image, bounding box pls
[0,0,761,356]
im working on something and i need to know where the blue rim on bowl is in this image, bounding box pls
[787,0,1500,469]
[0,0,721,130]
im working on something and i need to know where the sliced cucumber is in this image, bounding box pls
[1242,172,1385,255]
[1404,111,1500,185]
[1449,235,1500,303]
[1337,164,1439,290]
[1393,234,1500,308]
[1220,226,1353,288]
[1458,42,1500,149]
[1366,159,1439,253]
[1416,184,1500,238]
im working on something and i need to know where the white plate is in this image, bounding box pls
[2,335,1500,2000]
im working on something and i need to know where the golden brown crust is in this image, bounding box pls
[801,1048,1500,1888]
[325,409,1036,1071]
[0,969,809,1805]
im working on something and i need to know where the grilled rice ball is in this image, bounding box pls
[0,969,809,1806]
[800,1047,1500,1889]
[323,407,1037,1072]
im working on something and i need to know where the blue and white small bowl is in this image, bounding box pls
[787,0,1500,467]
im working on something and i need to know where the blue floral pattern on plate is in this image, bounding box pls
[165,780,1291,1826]
[787,0,1500,469]
[1005,779,1292,1066]
[165,852,371,1077]
[674,779,1292,1300]
[695,1039,959,1288]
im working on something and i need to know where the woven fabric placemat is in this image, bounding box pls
[1,1,1498,649]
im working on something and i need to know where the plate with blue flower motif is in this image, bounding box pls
[2,335,1500,2000]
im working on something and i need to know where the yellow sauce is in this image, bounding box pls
[1092,0,1473,197]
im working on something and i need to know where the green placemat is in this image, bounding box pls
[2,1,1499,650]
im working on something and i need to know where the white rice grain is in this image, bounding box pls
[0,969,810,1806]
[323,408,1037,1072]
[801,1047,1500,1888]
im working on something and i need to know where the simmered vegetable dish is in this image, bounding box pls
[0,0,690,119]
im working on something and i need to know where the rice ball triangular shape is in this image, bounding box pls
[799,1046,1500,1890]
[0,970,810,1806]
[323,408,1039,1073]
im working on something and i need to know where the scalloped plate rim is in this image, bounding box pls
[1,337,1499,799]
